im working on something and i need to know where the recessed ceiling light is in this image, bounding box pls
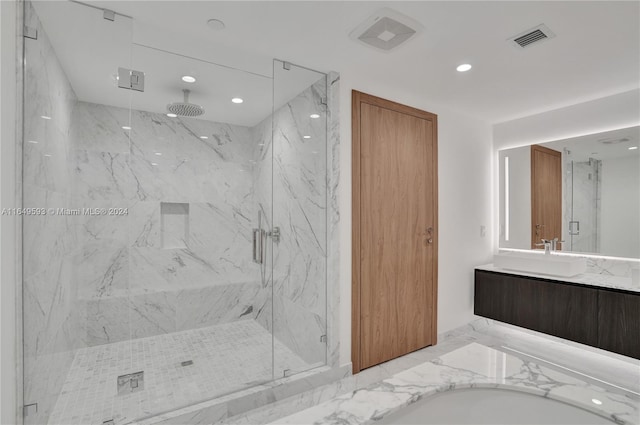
[27,140,38,144]
[182,76,196,83]
[167,113,177,118]
[151,162,158,166]
[629,146,638,150]
[44,153,52,157]
[200,136,209,139]
[303,135,311,139]
[591,399,602,405]
[40,115,51,120]
[310,114,320,119]
[456,64,472,72]
[207,18,226,31]
[155,152,162,156]
[122,126,131,130]
[231,97,244,104]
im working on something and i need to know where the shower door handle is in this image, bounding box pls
[252,228,263,264]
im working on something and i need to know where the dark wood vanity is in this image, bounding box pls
[474,269,640,359]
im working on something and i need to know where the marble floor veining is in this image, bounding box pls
[47,320,310,425]
[222,320,640,425]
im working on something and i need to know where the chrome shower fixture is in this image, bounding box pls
[167,89,205,117]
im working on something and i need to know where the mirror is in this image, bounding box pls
[499,126,640,259]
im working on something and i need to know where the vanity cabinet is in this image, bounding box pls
[597,290,640,359]
[474,269,640,359]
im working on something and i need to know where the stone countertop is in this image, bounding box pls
[476,264,640,294]
[271,343,639,425]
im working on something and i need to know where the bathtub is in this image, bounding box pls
[378,388,615,425]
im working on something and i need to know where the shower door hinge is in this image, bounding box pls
[117,67,145,92]
[283,61,292,70]
[23,26,37,40]
[283,369,291,377]
[268,227,281,243]
[23,403,38,417]
[320,334,327,343]
[321,97,327,106]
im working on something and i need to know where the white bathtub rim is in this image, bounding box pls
[371,382,630,425]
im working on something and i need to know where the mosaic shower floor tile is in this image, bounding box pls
[48,320,309,425]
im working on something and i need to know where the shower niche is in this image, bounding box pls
[21,1,330,424]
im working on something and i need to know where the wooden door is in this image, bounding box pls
[531,145,562,249]
[352,91,438,373]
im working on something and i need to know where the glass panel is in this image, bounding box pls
[125,45,274,418]
[22,1,133,424]
[566,155,601,253]
[272,60,328,377]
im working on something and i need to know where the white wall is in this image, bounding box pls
[601,156,640,258]
[338,72,494,367]
[1,0,19,423]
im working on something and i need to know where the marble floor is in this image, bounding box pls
[221,320,640,425]
[48,320,310,425]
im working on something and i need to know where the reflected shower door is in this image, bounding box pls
[271,60,328,377]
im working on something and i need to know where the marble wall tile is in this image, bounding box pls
[75,240,128,298]
[175,283,262,331]
[83,296,131,346]
[129,292,177,340]
[129,201,161,248]
[72,150,134,200]
[83,292,177,346]
[22,184,76,280]
[273,294,326,369]
[71,101,131,153]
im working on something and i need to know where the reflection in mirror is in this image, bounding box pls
[499,126,640,259]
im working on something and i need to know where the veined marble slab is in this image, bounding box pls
[477,264,640,293]
[274,342,639,425]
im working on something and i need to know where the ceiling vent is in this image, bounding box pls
[509,24,555,49]
[598,137,630,145]
[349,8,423,53]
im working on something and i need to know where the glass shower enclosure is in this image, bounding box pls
[21,2,328,424]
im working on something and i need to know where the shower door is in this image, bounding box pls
[271,61,328,377]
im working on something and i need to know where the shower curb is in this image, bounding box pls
[131,364,352,425]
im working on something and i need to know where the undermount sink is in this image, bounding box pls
[493,251,587,278]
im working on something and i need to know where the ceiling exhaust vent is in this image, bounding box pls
[509,24,555,49]
[598,137,630,145]
[349,8,423,53]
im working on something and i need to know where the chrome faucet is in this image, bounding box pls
[536,239,553,254]
[536,238,563,254]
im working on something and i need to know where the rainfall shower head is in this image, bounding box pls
[167,89,204,117]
